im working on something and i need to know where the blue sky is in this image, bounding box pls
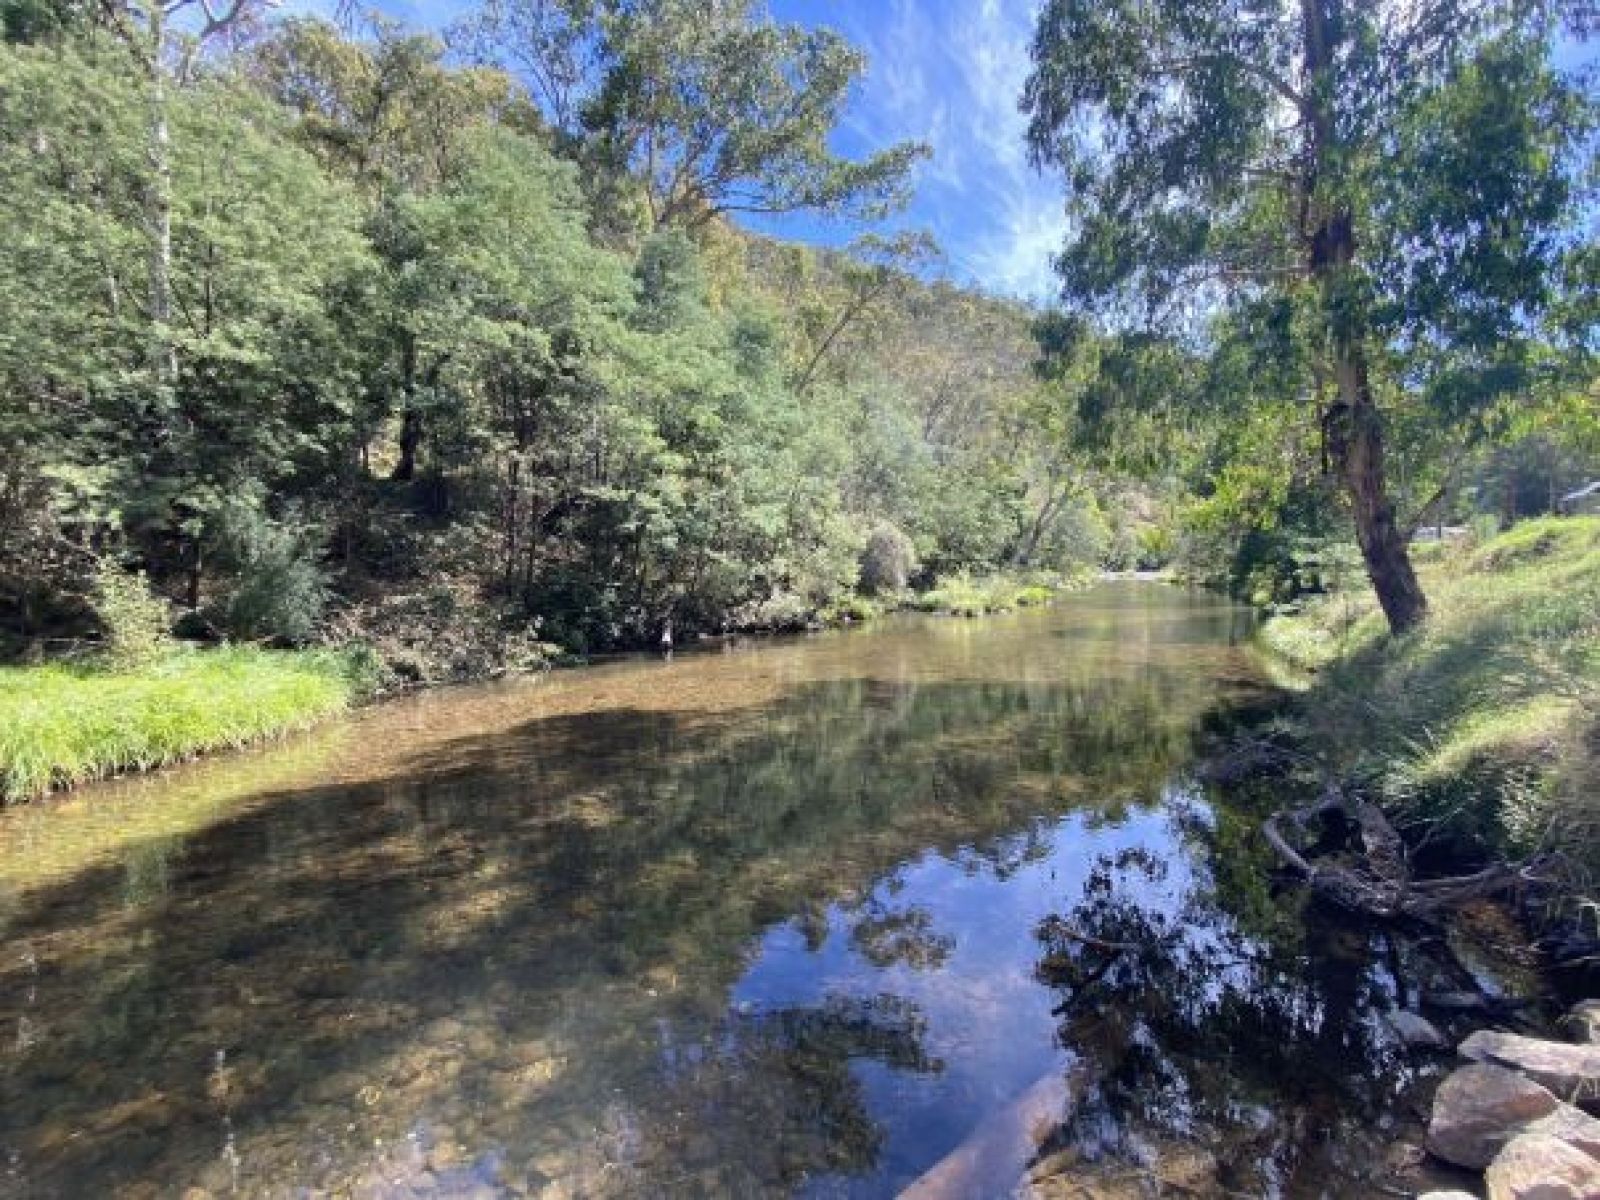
[310,1,1591,304]
[309,0,1066,301]
[754,0,1064,302]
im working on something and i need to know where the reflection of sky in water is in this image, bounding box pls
[735,802,1206,1195]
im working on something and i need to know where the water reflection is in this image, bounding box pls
[0,585,1404,1198]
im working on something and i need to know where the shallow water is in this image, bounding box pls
[0,583,1419,1198]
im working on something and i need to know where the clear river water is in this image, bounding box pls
[0,583,1435,1198]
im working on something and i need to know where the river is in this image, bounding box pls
[0,582,1426,1198]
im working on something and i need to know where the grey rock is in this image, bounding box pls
[1389,1009,1449,1050]
[1485,1131,1600,1200]
[1427,1064,1560,1169]
[1459,1029,1600,1105]
[1563,1000,1600,1047]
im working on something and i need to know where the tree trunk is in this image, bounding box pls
[1301,0,1426,635]
[145,1,177,385]
[1326,339,1429,634]
[392,334,421,481]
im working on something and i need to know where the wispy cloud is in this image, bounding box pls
[799,0,1066,300]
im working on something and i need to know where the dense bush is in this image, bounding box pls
[858,522,918,594]
[91,565,171,671]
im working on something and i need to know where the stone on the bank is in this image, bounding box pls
[1460,1029,1600,1105]
[1389,1009,1449,1050]
[1564,1000,1600,1047]
[1485,1132,1600,1200]
[1538,1102,1600,1160]
[1427,1064,1560,1169]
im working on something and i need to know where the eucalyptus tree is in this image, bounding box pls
[1024,0,1593,632]
[455,0,928,232]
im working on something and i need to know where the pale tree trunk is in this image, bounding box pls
[145,0,177,385]
[1301,0,1427,634]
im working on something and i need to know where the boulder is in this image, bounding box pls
[1389,1009,1449,1050]
[1459,1030,1600,1105]
[1427,1064,1560,1169]
[1564,1000,1600,1047]
[1485,1132,1600,1200]
[1538,1103,1600,1160]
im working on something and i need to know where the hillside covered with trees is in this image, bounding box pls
[1,0,1154,683]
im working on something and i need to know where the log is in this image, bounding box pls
[896,1061,1093,1200]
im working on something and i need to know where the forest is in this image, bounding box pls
[0,0,1155,684]
[1,0,1593,670]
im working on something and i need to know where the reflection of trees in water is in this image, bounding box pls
[0,665,1242,1196]
[1035,837,1402,1188]
[643,993,944,1192]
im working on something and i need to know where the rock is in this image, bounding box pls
[1484,1132,1600,1200]
[1460,1030,1600,1105]
[1564,1001,1600,1046]
[1537,1102,1600,1160]
[1389,1009,1449,1050]
[1418,1193,1480,1200]
[1428,1062,1600,1172]
[1427,1064,1559,1169]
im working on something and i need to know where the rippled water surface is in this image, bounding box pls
[0,584,1419,1198]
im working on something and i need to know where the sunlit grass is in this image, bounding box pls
[0,646,361,802]
[913,571,1084,617]
[1258,516,1600,877]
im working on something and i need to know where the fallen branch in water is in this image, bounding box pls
[1262,786,1552,921]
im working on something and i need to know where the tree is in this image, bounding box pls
[456,0,929,231]
[1023,0,1592,633]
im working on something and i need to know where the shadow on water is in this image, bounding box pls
[0,585,1415,1198]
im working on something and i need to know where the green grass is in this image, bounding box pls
[1258,516,1600,878]
[0,646,364,802]
[913,571,1085,617]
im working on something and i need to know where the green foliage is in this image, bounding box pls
[0,0,1133,692]
[91,564,171,671]
[914,571,1081,618]
[0,646,356,800]
[858,522,917,595]
[1023,0,1595,631]
[209,503,329,644]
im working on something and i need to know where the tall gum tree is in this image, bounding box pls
[1023,0,1593,633]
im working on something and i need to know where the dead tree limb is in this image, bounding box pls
[1263,786,1552,921]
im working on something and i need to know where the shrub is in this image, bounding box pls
[211,507,328,644]
[92,563,171,670]
[858,522,918,595]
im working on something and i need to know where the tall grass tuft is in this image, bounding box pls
[0,646,361,802]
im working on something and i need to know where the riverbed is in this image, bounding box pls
[0,583,1427,1197]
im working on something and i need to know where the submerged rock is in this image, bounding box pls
[1389,1009,1449,1050]
[1427,1064,1559,1169]
[1484,1132,1600,1200]
[1459,1030,1600,1105]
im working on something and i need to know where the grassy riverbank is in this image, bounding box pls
[0,647,366,802]
[1259,516,1600,879]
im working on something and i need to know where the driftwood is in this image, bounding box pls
[1262,787,1549,921]
[896,1063,1092,1200]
